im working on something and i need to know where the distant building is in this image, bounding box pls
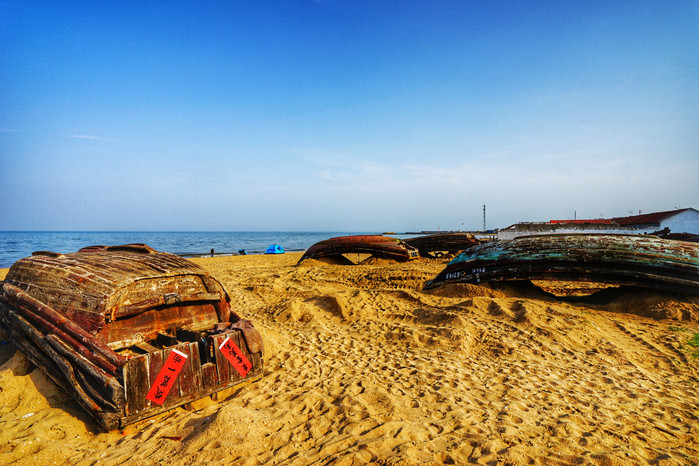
[549,219,613,225]
[612,208,699,235]
[497,221,636,240]
[498,208,698,240]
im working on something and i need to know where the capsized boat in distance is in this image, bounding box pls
[404,232,481,258]
[424,234,699,295]
[297,235,419,264]
[0,244,265,431]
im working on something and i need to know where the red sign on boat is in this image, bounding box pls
[219,337,251,378]
[146,349,188,405]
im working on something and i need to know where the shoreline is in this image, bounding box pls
[0,231,372,269]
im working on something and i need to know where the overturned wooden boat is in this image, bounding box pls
[0,244,264,431]
[404,233,481,258]
[424,234,699,295]
[298,235,419,264]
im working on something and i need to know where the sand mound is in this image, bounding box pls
[592,287,699,322]
[297,256,355,266]
[0,253,697,464]
[357,256,401,266]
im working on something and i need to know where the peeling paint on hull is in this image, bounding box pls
[424,234,699,295]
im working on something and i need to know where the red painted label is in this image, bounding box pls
[219,337,252,378]
[146,349,188,405]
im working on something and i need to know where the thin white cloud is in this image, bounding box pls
[320,171,338,181]
[0,128,22,133]
[70,134,123,143]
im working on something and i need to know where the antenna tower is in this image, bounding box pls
[483,204,486,231]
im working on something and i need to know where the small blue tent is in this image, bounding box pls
[265,244,285,254]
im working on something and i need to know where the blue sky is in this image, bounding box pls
[1,1,697,231]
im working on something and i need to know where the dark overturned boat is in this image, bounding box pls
[0,244,264,431]
[405,232,481,258]
[424,234,699,295]
[297,235,419,264]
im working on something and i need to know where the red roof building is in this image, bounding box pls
[612,208,698,227]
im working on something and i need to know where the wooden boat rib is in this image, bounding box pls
[424,234,699,295]
[0,244,264,430]
[297,235,419,264]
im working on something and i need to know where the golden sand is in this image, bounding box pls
[1,253,698,464]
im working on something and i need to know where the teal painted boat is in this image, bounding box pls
[424,234,699,295]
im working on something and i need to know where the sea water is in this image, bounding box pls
[0,231,379,268]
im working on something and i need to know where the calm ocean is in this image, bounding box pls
[0,231,383,268]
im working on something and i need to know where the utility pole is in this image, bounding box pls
[482,204,486,232]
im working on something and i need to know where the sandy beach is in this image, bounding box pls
[1,253,698,465]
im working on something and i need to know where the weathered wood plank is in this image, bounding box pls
[74,368,119,412]
[147,349,164,412]
[176,343,195,398]
[10,311,103,415]
[18,304,118,374]
[237,329,254,371]
[212,334,231,383]
[187,342,203,395]
[1,283,125,368]
[124,355,150,416]
[201,363,218,391]
[45,334,124,407]
[0,306,63,383]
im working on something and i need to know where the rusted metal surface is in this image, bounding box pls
[0,244,264,431]
[297,235,419,264]
[424,234,699,295]
[404,233,480,258]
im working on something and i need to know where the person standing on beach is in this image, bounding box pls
[210,248,214,257]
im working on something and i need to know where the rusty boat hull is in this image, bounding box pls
[405,233,481,258]
[0,244,264,431]
[424,234,699,295]
[297,235,419,264]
